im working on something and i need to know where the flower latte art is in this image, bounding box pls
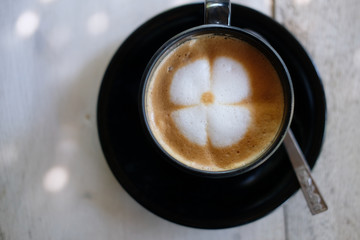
[170,57,251,147]
[145,35,285,171]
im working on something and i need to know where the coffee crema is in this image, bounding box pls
[145,34,284,171]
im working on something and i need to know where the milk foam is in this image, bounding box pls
[171,105,208,146]
[212,57,250,104]
[147,35,285,171]
[169,57,251,147]
[170,59,210,105]
[207,104,250,147]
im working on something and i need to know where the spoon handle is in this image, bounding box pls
[283,129,328,215]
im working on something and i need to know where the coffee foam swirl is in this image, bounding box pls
[170,57,251,147]
[170,59,211,105]
[146,34,284,171]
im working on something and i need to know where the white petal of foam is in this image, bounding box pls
[207,104,251,147]
[212,57,250,104]
[170,59,211,105]
[171,105,208,146]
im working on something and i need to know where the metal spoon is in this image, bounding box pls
[283,129,328,215]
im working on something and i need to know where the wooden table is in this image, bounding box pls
[1,0,359,239]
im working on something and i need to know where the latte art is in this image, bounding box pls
[170,57,251,147]
[145,34,285,171]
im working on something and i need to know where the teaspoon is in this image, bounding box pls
[283,129,328,215]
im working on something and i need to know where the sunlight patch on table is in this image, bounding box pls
[87,12,109,35]
[15,10,40,38]
[43,166,69,192]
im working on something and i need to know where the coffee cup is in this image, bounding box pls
[139,0,294,178]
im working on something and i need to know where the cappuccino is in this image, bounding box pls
[144,34,284,171]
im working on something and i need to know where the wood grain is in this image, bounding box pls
[0,0,287,239]
[276,0,360,239]
[3,0,358,239]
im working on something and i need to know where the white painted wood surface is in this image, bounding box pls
[0,0,359,239]
[276,0,360,239]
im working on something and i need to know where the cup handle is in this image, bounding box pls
[204,0,231,25]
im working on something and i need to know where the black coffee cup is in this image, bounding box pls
[139,0,294,178]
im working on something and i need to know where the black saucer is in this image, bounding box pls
[97,4,326,229]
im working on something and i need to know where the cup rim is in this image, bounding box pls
[139,24,294,178]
